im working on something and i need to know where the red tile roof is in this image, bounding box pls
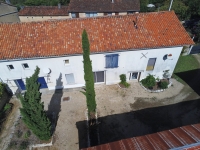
[18,6,69,16]
[0,11,194,60]
[68,0,140,12]
[81,124,200,150]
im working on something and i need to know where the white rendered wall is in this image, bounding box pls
[19,16,70,22]
[0,47,182,93]
[69,12,129,18]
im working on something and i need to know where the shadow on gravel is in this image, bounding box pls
[47,73,63,133]
[77,98,200,149]
[175,69,200,95]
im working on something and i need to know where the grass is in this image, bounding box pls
[173,55,199,84]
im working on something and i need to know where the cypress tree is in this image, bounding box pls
[20,67,51,141]
[82,29,96,114]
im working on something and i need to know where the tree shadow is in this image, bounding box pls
[76,98,200,149]
[175,69,200,95]
[47,73,63,134]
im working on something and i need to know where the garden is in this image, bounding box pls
[140,74,170,92]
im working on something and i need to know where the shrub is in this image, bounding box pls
[160,81,168,89]
[141,74,156,88]
[120,74,126,83]
[119,74,130,88]
[19,141,29,150]
[3,103,12,112]
[24,130,31,139]
[0,83,5,98]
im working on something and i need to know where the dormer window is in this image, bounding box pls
[22,63,29,69]
[7,65,14,70]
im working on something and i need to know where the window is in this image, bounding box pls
[127,11,134,14]
[64,59,69,65]
[85,12,97,17]
[65,73,75,84]
[93,71,104,83]
[115,12,119,15]
[146,58,156,71]
[105,54,119,68]
[71,13,79,18]
[7,65,14,70]
[130,72,138,80]
[104,12,112,16]
[22,63,29,69]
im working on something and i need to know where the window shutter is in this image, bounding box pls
[106,55,112,68]
[112,54,118,68]
[105,54,119,68]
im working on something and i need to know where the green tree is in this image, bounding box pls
[20,67,51,141]
[160,0,190,20]
[82,29,96,114]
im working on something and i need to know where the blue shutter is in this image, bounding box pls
[106,55,112,68]
[112,54,118,68]
[105,54,119,68]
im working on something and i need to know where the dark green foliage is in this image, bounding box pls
[159,81,168,89]
[141,74,156,88]
[24,130,31,139]
[120,74,126,83]
[160,0,190,20]
[0,83,5,98]
[82,30,96,114]
[119,74,130,88]
[20,67,51,141]
[19,141,29,150]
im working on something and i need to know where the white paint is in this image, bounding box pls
[0,47,182,93]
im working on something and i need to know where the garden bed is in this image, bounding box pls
[140,79,172,93]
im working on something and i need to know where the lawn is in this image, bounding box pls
[173,55,200,83]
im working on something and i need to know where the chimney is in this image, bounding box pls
[58,3,61,9]
[111,0,114,3]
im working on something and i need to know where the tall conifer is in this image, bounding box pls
[20,67,51,141]
[82,29,96,114]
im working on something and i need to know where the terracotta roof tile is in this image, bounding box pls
[18,6,69,16]
[0,11,194,60]
[68,0,140,12]
[82,124,200,150]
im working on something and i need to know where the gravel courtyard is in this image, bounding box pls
[39,78,189,150]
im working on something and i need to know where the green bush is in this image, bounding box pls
[3,103,12,112]
[0,83,5,98]
[19,141,29,150]
[119,74,130,88]
[160,81,168,89]
[141,74,156,88]
[120,74,127,83]
[24,130,31,139]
